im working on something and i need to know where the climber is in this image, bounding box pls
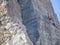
[47,15,57,27]
[48,15,52,20]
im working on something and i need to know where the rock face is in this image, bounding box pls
[0,0,60,45]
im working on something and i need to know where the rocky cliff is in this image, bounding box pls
[0,0,60,45]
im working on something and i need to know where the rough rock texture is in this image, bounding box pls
[0,0,33,45]
[0,0,60,45]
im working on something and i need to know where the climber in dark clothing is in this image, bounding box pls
[48,15,52,20]
[48,16,56,27]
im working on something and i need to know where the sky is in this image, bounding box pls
[51,0,60,22]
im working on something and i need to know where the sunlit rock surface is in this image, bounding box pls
[0,0,60,45]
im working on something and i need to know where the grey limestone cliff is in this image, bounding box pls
[0,0,60,45]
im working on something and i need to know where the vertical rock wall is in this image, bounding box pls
[31,0,60,45]
[17,0,60,45]
[0,0,60,45]
[0,0,33,45]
